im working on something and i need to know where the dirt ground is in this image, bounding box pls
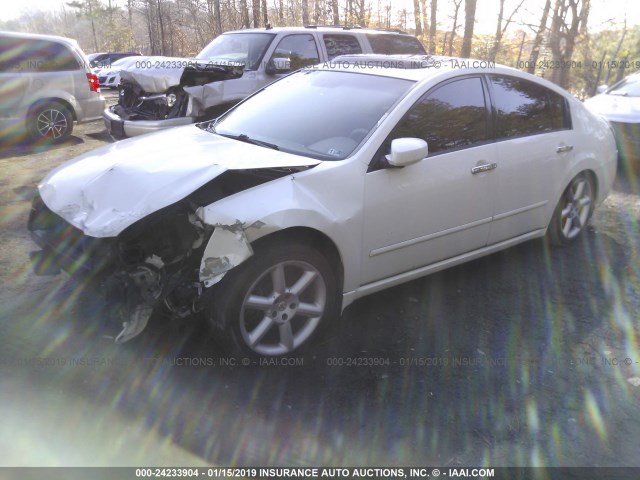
[1,95,640,470]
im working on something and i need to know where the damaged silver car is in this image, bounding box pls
[103,26,426,138]
[30,56,617,356]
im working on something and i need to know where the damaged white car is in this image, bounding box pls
[102,26,426,138]
[29,55,617,356]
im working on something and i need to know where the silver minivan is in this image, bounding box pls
[0,31,105,143]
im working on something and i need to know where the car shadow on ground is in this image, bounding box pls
[48,224,628,466]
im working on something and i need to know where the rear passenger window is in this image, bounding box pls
[389,77,488,155]
[323,35,362,60]
[489,75,570,139]
[366,34,426,55]
[0,39,80,72]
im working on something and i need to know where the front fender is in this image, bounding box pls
[196,160,365,290]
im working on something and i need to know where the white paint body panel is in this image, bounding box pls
[39,62,618,311]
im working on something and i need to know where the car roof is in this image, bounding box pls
[0,30,80,48]
[310,54,573,95]
[223,26,415,36]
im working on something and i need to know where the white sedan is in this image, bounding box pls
[97,57,140,89]
[28,55,617,356]
[584,72,640,164]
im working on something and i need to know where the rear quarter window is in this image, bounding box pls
[489,75,571,139]
[366,34,426,55]
[323,34,363,60]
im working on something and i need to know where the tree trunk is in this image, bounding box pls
[527,0,551,74]
[262,0,268,25]
[429,0,437,53]
[549,0,590,88]
[331,0,339,24]
[413,0,422,36]
[156,0,166,55]
[460,0,476,58]
[302,0,310,25]
[240,0,251,27]
[252,0,260,27]
[448,0,461,56]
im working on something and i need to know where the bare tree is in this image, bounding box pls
[548,0,590,88]
[67,0,100,51]
[460,0,477,58]
[527,0,551,73]
[413,0,422,36]
[240,0,251,27]
[488,0,525,61]
[252,0,261,27]
[331,0,340,24]
[428,0,437,53]
[447,0,462,56]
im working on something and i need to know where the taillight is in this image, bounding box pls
[86,72,100,93]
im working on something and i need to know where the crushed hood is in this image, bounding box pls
[39,126,321,238]
[119,56,244,92]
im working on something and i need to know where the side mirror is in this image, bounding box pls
[596,84,608,94]
[265,57,291,75]
[385,138,428,167]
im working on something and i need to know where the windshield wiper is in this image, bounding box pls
[218,133,280,150]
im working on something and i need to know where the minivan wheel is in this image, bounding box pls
[548,173,594,246]
[29,102,73,142]
[207,241,338,357]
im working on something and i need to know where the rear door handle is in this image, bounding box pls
[471,162,497,174]
[556,145,573,153]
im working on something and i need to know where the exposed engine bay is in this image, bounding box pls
[112,60,244,122]
[28,166,310,343]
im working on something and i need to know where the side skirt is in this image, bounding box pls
[341,228,547,311]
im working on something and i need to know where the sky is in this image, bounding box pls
[0,0,637,34]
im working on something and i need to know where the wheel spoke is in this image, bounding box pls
[244,294,273,311]
[296,301,323,318]
[561,205,572,219]
[562,217,573,237]
[270,264,286,295]
[279,323,294,351]
[573,180,585,200]
[247,316,274,346]
[288,270,317,296]
[578,197,591,209]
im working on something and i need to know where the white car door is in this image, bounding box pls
[361,76,498,285]
[485,75,574,245]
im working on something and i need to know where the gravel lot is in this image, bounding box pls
[1,94,640,469]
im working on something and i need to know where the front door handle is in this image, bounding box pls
[556,145,573,153]
[471,162,497,174]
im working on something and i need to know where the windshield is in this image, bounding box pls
[607,75,640,97]
[211,70,414,160]
[197,33,275,70]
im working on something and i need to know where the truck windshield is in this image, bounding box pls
[197,33,275,70]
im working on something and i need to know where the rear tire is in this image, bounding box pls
[206,240,339,357]
[548,173,594,246]
[28,102,73,143]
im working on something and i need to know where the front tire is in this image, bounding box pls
[548,173,594,246]
[207,241,339,357]
[28,102,73,143]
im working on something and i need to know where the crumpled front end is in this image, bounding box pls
[112,58,244,123]
[28,144,318,343]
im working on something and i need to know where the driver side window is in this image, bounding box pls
[271,34,320,71]
[370,76,488,171]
